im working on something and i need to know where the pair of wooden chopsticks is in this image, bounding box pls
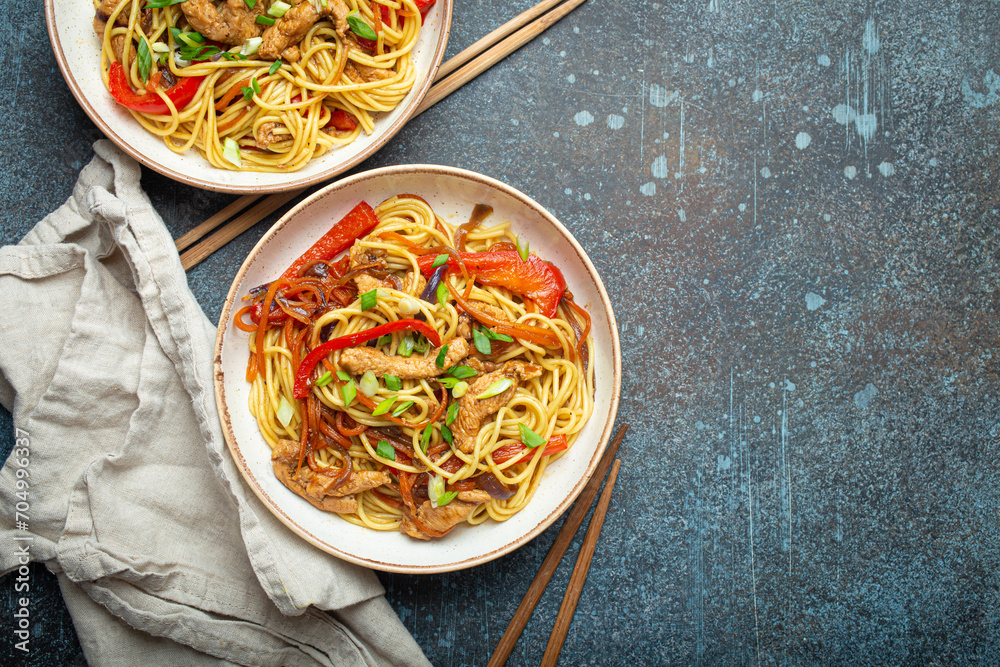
[488,424,628,667]
[177,0,589,271]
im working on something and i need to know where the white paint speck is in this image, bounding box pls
[651,155,669,179]
[877,161,896,176]
[573,26,580,34]
[795,132,812,149]
[844,166,857,179]
[543,38,550,45]
[564,188,572,195]
[511,119,519,126]
[760,166,772,179]
[854,383,878,409]
[573,110,594,127]
[805,292,826,310]
[678,209,687,222]
[607,114,625,130]
[832,104,856,125]
[752,89,763,102]
[823,214,831,221]
[553,132,560,138]
[784,380,796,392]
[649,84,677,108]
[738,203,747,212]
[863,18,880,54]
[855,113,877,142]
[566,74,576,84]
[929,157,940,167]
[640,182,657,196]
[818,54,831,67]
[584,193,591,201]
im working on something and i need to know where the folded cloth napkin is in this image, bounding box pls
[0,141,431,666]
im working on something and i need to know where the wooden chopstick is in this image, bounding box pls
[178,0,588,270]
[541,458,621,667]
[487,424,629,667]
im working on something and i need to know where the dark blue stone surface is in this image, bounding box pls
[2,0,998,664]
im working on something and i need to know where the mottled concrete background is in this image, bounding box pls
[2,0,998,664]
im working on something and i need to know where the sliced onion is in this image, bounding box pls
[476,472,516,500]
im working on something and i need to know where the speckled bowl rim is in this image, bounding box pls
[45,0,452,194]
[214,164,621,573]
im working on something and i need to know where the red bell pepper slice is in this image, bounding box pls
[328,109,358,132]
[417,250,567,318]
[292,319,442,398]
[490,434,569,464]
[107,62,204,115]
[280,201,379,282]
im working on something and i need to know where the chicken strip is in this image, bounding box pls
[451,360,542,453]
[339,337,469,379]
[399,490,492,540]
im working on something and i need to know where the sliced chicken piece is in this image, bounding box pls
[182,0,265,45]
[271,439,389,513]
[399,490,492,540]
[343,60,395,84]
[339,337,469,379]
[451,360,542,453]
[259,0,352,61]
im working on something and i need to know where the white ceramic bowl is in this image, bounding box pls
[214,165,621,572]
[46,0,451,193]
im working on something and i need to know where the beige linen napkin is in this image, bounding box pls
[0,141,431,666]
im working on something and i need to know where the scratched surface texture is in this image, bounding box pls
[2,0,999,664]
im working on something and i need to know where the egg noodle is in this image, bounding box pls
[235,194,595,539]
[94,0,426,171]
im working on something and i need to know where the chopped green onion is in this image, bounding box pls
[428,474,445,505]
[376,440,395,460]
[255,15,276,25]
[445,401,459,426]
[275,395,295,427]
[438,377,460,389]
[437,490,458,506]
[151,42,171,54]
[391,401,414,417]
[137,37,152,83]
[481,327,514,343]
[431,254,448,268]
[336,370,351,381]
[413,336,429,355]
[315,371,333,387]
[441,424,453,445]
[398,297,420,315]
[518,423,547,448]
[145,0,186,8]
[341,378,356,406]
[420,423,432,452]
[372,396,397,416]
[268,0,291,16]
[385,374,402,391]
[241,85,254,101]
[243,0,256,7]
[398,334,414,357]
[436,281,449,308]
[347,13,377,40]
[359,370,378,397]
[515,235,529,261]
[170,27,205,47]
[446,365,477,379]
[222,138,242,167]
[472,327,491,355]
[435,344,450,368]
[221,52,248,61]
[476,377,513,399]
[241,36,262,56]
[376,334,392,347]
[268,59,283,75]
[451,381,469,398]
[360,289,378,310]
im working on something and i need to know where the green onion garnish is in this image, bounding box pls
[268,0,291,16]
[336,370,351,382]
[243,0,256,7]
[341,378,356,406]
[170,27,205,47]
[360,289,378,310]
[385,374,402,391]
[137,37,152,83]
[398,334,414,357]
[446,365,477,379]
[445,401,459,426]
[413,336,429,354]
[222,138,242,167]
[420,423,432,452]
[275,395,295,427]
[441,424,453,445]
[435,344,450,368]
[145,0,186,8]
[438,377,460,389]
[376,440,395,461]
[476,377,513,399]
[472,327,491,355]
[391,401,413,417]
[359,370,379,397]
[376,334,392,347]
[255,15,276,25]
[518,423,547,448]
[240,37,262,56]
[515,235,529,261]
[451,381,469,398]
[372,396,397,416]
[431,254,448,268]
[268,59,282,75]
[221,52,248,61]
[315,371,333,387]
[481,327,514,343]
[437,491,458,506]
[436,281,449,308]
[347,13,377,40]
